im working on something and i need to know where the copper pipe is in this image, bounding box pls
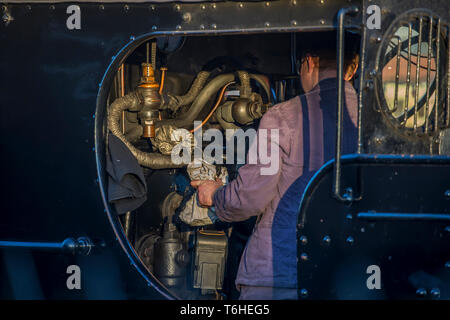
[159,67,167,95]
[190,81,235,133]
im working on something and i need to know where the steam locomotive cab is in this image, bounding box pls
[0,0,448,300]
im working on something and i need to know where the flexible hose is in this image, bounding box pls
[108,92,184,169]
[237,71,251,98]
[160,73,236,129]
[190,81,235,133]
[166,71,210,111]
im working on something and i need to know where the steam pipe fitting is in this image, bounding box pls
[237,71,251,98]
[108,92,184,169]
[250,74,272,104]
[160,73,236,129]
[165,71,210,111]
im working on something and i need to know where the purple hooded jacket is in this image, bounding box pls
[213,71,358,291]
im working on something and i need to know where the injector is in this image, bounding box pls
[137,62,161,138]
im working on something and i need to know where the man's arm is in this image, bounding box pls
[213,109,290,222]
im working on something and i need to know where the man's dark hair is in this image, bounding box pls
[296,31,360,72]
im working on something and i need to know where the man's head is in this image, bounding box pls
[297,31,360,93]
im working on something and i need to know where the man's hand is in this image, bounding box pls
[191,179,223,207]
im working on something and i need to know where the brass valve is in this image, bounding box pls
[139,62,160,89]
[137,62,161,138]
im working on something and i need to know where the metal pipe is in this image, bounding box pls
[435,19,441,130]
[425,17,434,133]
[357,22,366,153]
[413,16,423,131]
[404,23,413,126]
[333,5,359,202]
[161,73,236,129]
[108,92,184,169]
[164,71,211,112]
[446,24,449,127]
[0,237,94,255]
[393,36,402,113]
[357,212,450,222]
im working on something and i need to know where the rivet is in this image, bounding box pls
[150,5,155,11]
[211,23,217,29]
[370,35,382,43]
[265,2,270,7]
[99,4,105,11]
[445,261,450,269]
[201,4,206,10]
[239,3,244,8]
[320,19,325,25]
[292,0,297,5]
[445,226,450,233]
[444,190,450,199]
[430,288,440,298]
[416,288,427,297]
[291,20,298,26]
[1,5,6,12]
[175,4,181,11]
[152,25,157,31]
[264,22,270,28]
[346,236,354,244]
[212,4,217,9]
[361,227,365,233]
[200,24,205,30]
[130,35,135,41]
[183,12,191,23]
[124,5,129,12]
[300,288,308,298]
[320,0,325,4]
[26,5,32,11]
[176,25,182,30]
[49,5,55,10]
[299,235,308,245]
[322,235,331,245]
[365,80,374,89]
[300,253,308,261]
[346,214,353,220]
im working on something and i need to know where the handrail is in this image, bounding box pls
[0,237,94,255]
[334,5,360,202]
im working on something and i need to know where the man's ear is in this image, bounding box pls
[344,54,359,81]
[307,56,320,73]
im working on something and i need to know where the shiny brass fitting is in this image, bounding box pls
[139,62,160,89]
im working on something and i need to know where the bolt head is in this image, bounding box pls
[300,289,308,298]
[416,288,427,297]
[430,288,440,298]
[299,235,308,245]
[322,235,331,245]
[300,253,308,261]
[346,236,355,244]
